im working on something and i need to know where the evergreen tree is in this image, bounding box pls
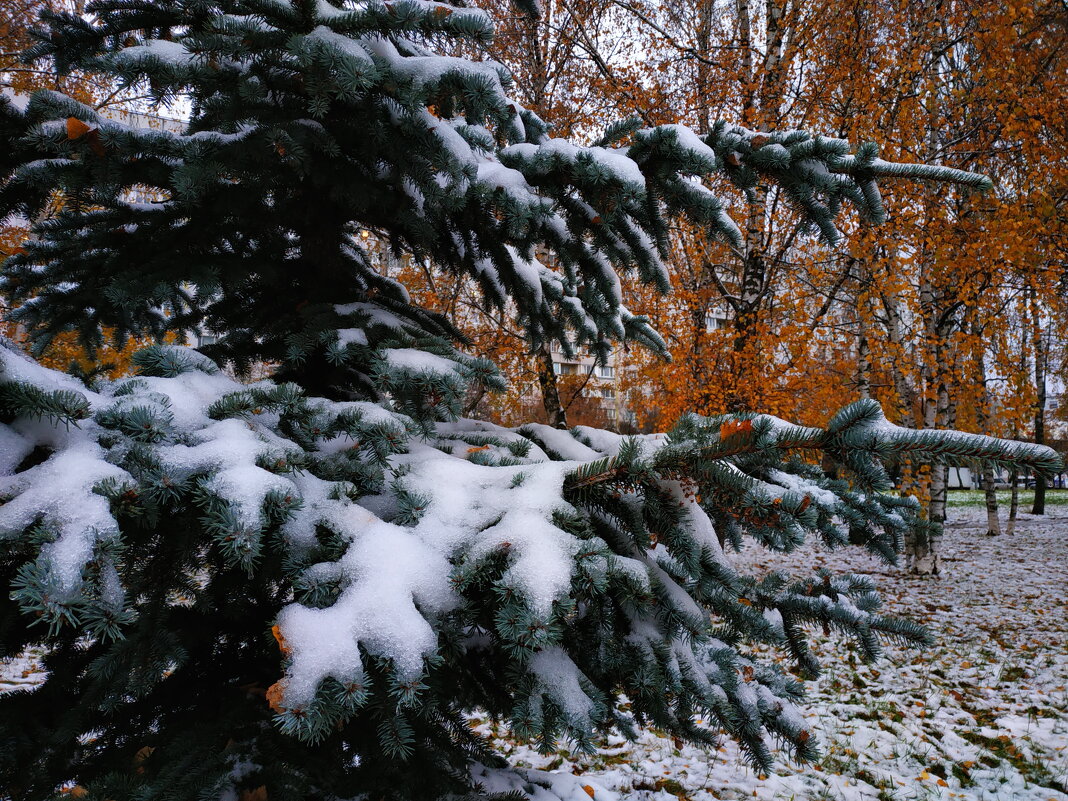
[0,1,1060,799]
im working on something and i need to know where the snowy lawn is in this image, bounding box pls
[472,506,1068,801]
[3,507,1066,801]
[945,490,1068,507]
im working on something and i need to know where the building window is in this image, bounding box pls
[705,307,729,332]
[601,388,616,399]
[198,333,219,348]
[606,408,617,420]
[596,365,615,379]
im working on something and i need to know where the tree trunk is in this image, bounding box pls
[726,0,761,411]
[724,0,789,412]
[907,78,954,576]
[694,0,714,135]
[909,272,947,575]
[982,468,1000,536]
[536,347,568,428]
[973,334,1000,536]
[856,287,872,400]
[1031,293,1048,515]
[877,257,931,568]
[879,263,918,423]
[1006,468,1020,535]
[928,371,953,527]
[520,17,569,431]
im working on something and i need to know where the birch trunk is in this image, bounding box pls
[928,375,951,527]
[982,468,1001,536]
[694,0,714,136]
[856,317,872,400]
[877,260,925,539]
[1031,293,1048,515]
[974,338,1000,536]
[878,255,918,424]
[906,73,952,576]
[909,265,945,575]
[853,255,873,401]
[1007,469,1020,535]
[726,0,788,410]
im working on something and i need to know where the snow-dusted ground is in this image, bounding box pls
[0,642,45,694]
[474,506,1068,801]
[3,507,1066,801]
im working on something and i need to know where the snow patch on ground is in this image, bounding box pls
[472,506,1068,800]
[4,507,1066,800]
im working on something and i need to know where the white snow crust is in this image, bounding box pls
[469,507,1068,801]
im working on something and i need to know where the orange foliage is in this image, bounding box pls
[381,252,616,429]
[265,681,286,713]
[2,222,148,379]
[614,0,1068,446]
[401,0,1068,444]
[2,2,112,105]
[2,3,159,378]
[5,0,1061,445]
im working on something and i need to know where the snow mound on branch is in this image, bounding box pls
[279,444,578,703]
[0,439,127,591]
[0,343,123,594]
[0,346,594,717]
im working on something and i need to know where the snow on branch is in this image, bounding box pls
[3,345,1058,771]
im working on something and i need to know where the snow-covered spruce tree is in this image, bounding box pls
[0,1,1061,799]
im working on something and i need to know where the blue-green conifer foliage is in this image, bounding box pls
[0,1,1060,799]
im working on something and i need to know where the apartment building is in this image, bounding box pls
[539,305,731,431]
[545,342,628,427]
